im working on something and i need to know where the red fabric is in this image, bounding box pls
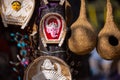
[44,14,62,40]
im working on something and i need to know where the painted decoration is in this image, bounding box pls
[40,13,66,47]
[0,0,35,29]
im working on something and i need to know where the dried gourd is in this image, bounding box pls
[97,0,120,59]
[68,0,97,55]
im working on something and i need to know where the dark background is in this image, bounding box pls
[0,0,120,80]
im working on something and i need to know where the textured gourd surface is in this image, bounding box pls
[68,0,96,55]
[97,0,120,59]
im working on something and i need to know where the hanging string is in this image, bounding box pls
[39,50,66,54]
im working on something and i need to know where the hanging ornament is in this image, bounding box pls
[0,0,35,29]
[97,0,120,60]
[39,0,66,47]
[24,56,71,80]
[40,13,67,47]
[68,0,97,55]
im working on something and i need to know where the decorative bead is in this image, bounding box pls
[10,33,15,36]
[17,43,22,48]
[24,35,28,39]
[20,49,27,56]
[21,42,27,47]
[21,58,29,67]
[18,76,21,80]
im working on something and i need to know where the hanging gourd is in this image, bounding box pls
[68,0,97,55]
[97,0,120,59]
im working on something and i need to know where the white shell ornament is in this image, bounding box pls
[0,0,35,29]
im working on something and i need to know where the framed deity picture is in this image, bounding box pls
[39,13,66,47]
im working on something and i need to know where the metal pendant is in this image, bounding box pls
[24,56,71,80]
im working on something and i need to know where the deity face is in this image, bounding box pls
[11,1,21,11]
[42,14,64,41]
[46,22,59,38]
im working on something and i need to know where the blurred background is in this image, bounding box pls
[0,0,120,80]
